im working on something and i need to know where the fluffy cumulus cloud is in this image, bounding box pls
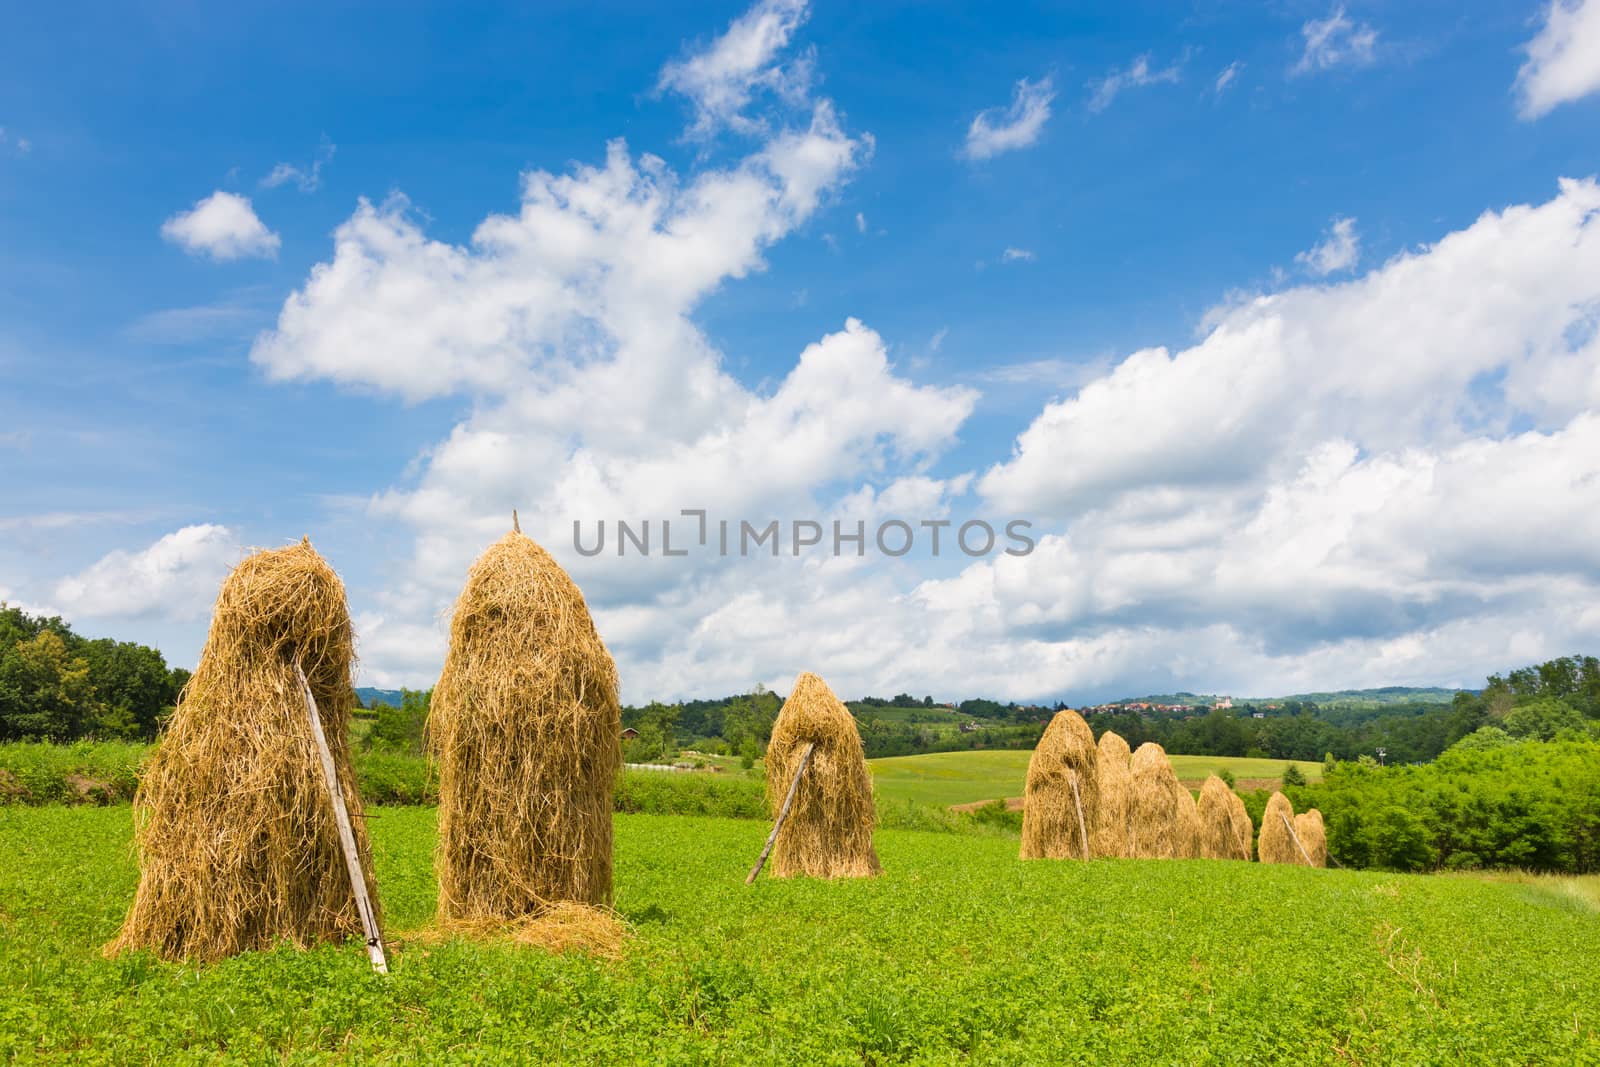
[1291,6,1378,76]
[161,192,280,261]
[964,179,1600,696]
[963,77,1054,161]
[52,525,238,622]
[1515,0,1600,119]
[229,3,1600,702]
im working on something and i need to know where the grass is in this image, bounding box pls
[1,805,1596,1064]
[868,750,1323,807]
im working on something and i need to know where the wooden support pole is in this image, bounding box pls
[746,742,816,885]
[296,661,388,974]
[1280,812,1315,867]
[512,509,521,534]
[1068,768,1090,861]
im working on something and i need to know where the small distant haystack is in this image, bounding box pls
[1091,731,1133,859]
[110,540,379,963]
[1258,791,1305,865]
[1196,775,1253,861]
[1021,710,1100,860]
[431,530,622,921]
[1128,743,1199,859]
[1294,809,1328,868]
[763,672,880,879]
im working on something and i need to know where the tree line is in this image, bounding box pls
[0,605,190,742]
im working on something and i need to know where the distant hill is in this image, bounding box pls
[1111,686,1466,708]
[1262,686,1467,707]
[355,687,408,708]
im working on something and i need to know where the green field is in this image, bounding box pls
[868,750,1324,807]
[3,806,1596,1064]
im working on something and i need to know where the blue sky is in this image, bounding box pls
[4,0,1600,702]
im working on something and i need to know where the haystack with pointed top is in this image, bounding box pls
[1128,742,1200,859]
[431,529,622,921]
[1294,809,1328,868]
[764,672,881,879]
[1020,709,1100,860]
[109,540,379,963]
[1196,775,1254,861]
[1258,791,1306,865]
[1091,730,1133,859]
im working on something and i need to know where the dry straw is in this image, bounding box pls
[431,529,623,926]
[1294,809,1328,868]
[1021,709,1100,860]
[109,539,379,963]
[763,672,881,879]
[1091,730,1133,859]
[1128,742,1200,859]
[1196,775,1254,861]
[1258,791,1306,865]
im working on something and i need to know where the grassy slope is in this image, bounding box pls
[869,750,1324,807]
[2,807,1596,1064]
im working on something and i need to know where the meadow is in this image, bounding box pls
[2,805,1597,1064]
[868,750,1323,807]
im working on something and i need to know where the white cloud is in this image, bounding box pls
[52,525,239,622]
[658,0,813,138]
[1215,62,1242,93]
[262,137,336,192]
[232,7,1600,703]
[160,192,281,261]
[1291,6,1378,76]
[1515,0,1600,119]
[1088,54,1183,113]
[1001,247,1035,262]
[963,77,1054,160]
[981,179,1600,517]
[949,179,1600,697]
[1295,215,1360,275]
[855,211,866,233]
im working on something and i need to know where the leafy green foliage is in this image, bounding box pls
[2,808,1598,1062]
[1298,739,1600,873]
[0,605,187,742]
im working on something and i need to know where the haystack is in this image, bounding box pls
[1091,731,1133,859]
[1020,710,1099,860]
[431,529,622,922]
[1128,742,1199,859]
[761,672,881,879]
[1294,809,1328,868]
[109,540,379,963]
[1258,791,1305,865]
[1196,775,1253,861]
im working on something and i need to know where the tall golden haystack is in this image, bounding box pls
[431,530,622,920]
[1294,809,1328,868]
[764,672,881,879]
[1020,710,1099,860]
[109,540,378,963]
[1258,791,1305,865]
[1128,742,1199,859]
[1195,775,1253,861]
[1091,730,1133,859]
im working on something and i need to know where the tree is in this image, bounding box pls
[1502,698,1585,742]
[0,631,97,741]
[78,638,177,739]
[1282,764,1307,787]
[371,689,430,754]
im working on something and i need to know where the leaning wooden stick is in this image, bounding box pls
[296,661,389,974]
[1280,812,1314,867]
[1068,768,1090,861]
[746,741,817,885]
